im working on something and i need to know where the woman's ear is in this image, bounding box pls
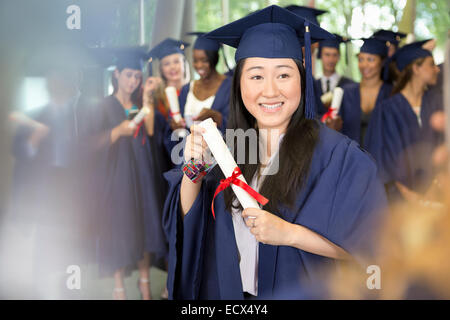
[411,62,421,76]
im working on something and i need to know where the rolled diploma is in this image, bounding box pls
[128,106,149,128]
[165,86,182,123]
[330,87,344,119]
[199,118,260,210]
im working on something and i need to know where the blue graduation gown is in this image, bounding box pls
[92,95,167,277]
[365,92,443,197]
[339,82,392,146]
[163,123,387,299]
[314,76,356,118]
[163,77,232,156]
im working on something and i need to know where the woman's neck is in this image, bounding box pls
[199,70,220,87]
[360,76,383,88]
[166,79,183,91]
[401,78,426,107]
[114,90,133,109]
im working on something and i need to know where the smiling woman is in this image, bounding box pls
[162,5,387,300]
[337,37,393,147]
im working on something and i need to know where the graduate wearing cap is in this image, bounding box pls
[314,34,356,117]
[164,32,232,155]
[372,29,407,57]
[147,38,190,120]
[162,5,386,300]
[337,38,392,146]
[371,29,408,84]
[89,47,168,299]
[365,41,442,202]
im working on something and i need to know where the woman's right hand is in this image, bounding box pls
[180,124,210,216]
[183,124,208,163]
[169,117,186,131]
[111,120,136,143]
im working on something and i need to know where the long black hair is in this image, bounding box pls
[224,58,319,214]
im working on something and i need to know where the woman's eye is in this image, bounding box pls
[278,73,290,79]
[250,75,263,80]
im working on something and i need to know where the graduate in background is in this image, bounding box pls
[365,40,442,203]
[182,32,231,130]
[315,34,355,125]
[372,29,407,58]
[9,47,92,298]
[164,32,232,158]
[163,6,386,300]
[147,38,190,121]
[337,38,393,146]
[371,29,407,85]
[90,48,167,300]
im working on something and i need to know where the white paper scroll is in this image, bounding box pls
[165,86,182,123]
[330,87,344,119]
[128,106,149,128]
[199,118,260,210]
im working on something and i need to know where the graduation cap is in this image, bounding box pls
[391,40,433,72]
[372,29,407,47]
[147,38,190,75]
[186,32,221,51]
[112,46,148,71]
[317,34,351,58]
[284,5,327,26]
[205,5,334,120]
[359,38,389,57]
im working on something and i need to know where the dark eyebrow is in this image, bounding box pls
[276,65,294,69]
[245,65,294,72]
[245,66,263,72]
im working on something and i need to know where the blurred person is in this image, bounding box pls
[315,34,355,125]
[89,48,167,300]
[371,30,407,58]
[147,38,190,121]
[145,38,191,299]
[9,59,91,298]
[335,38,392,147]
[329,106,450,299]
[365,40,441,204]
[371,30,407,85]
[163,32,232,157]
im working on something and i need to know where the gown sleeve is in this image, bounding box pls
[325,141,387,257]
[162,168,218,299]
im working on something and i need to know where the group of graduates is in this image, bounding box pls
[9,4,445,300]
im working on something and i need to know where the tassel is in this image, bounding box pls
[303,21,316,120]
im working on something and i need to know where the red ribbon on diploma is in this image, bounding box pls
[133,121,146,145]
[321,107,335,123]
[211,167,269,219]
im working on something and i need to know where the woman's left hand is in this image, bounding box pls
[242,208,292,246]
[193,108,223,127]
